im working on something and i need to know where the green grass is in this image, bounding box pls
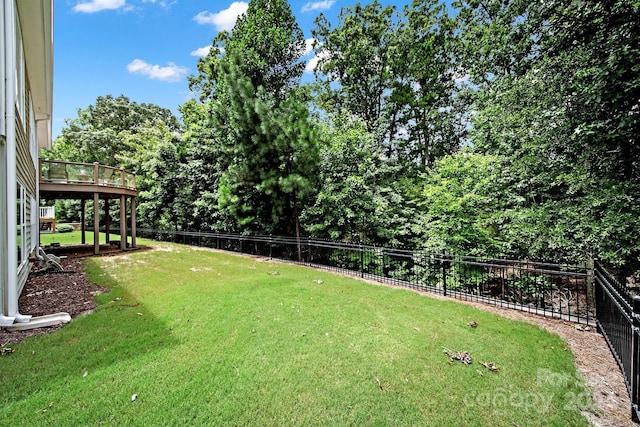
[0,240,593,426]
[40,230,118,246]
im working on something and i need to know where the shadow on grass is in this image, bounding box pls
[0,258,179,405]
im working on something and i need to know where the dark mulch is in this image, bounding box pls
[0,257,107,345]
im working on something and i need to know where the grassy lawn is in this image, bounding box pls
[40,230,119,246]
[0,240,592,426]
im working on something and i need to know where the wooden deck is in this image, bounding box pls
[39,160,137,254]
[39,160,136,199]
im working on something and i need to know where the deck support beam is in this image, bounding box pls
[131,196,136,248]
[120,195,126,250]
[105,198,110,243]
[93,193,99,255]
[81,199,86,244]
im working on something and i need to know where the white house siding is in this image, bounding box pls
[17,105,38,295]
[1,0,53,325]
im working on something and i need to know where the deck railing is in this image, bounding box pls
[39,206,55,218]
[39,159,136,190]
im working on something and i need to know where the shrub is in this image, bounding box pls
[56,224,74,233]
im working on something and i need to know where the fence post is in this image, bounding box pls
[587,258,597,326]
[307,237,312,266]
[632,296,640,421]
[442,251,447,297]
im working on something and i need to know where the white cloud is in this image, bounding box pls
[304,38,315,57]
[146,0,177,8]
[301,1,335,13]
[304,51,329,74]
[73,0,127,13]
[194,2,248,32]
[304,41,326,74]
[190,46,225,57]
[305,57,320,74]
[126,59,188,83]
[190,46,212,57]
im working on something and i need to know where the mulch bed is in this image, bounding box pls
[0,257,107,345]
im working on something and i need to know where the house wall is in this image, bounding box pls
[1,0,52,324]
[0,0,11,323]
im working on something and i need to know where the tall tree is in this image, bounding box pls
[216,57,319,236]
[456,0,640,272]
[186,0,318,237]
[391,0,463,168]
[46,94,180,167]
[190,0,305,102]
[312,1,399,134]
[453,0,541,87]
[302,114,418,246]
[312,1,464,168]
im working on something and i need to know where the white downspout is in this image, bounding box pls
[0,0,14,327]
[0,1,15,326]
[4,0,29,323]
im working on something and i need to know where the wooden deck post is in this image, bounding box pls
[130,196,136,248]
[120,195,126,250]
[93,162,99,184]
[81,199,86,244]
[105,198,110,243]
[93,193,100,255]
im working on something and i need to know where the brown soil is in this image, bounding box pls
[0,257,107,345]
[0,247,634,426]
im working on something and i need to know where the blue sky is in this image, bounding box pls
[53,0,407,139]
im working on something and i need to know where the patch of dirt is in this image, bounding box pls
[0,257,107,345]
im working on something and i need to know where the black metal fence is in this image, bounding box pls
[137,229,595,324]
[594,261,640,421]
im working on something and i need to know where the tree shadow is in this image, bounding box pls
[0,261,179,405]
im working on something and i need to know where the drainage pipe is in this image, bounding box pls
[4,0,30,323]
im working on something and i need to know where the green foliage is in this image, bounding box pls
[301,115,417,245]
[313,1,465,167]
[190,0,305,102]
[512,275,555,303]
[418,153,506,256]
[45,94,179,167]
[457,0,640,273]
[313,1,399,131]
[186,0,317,235]
[214,55,320,234]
